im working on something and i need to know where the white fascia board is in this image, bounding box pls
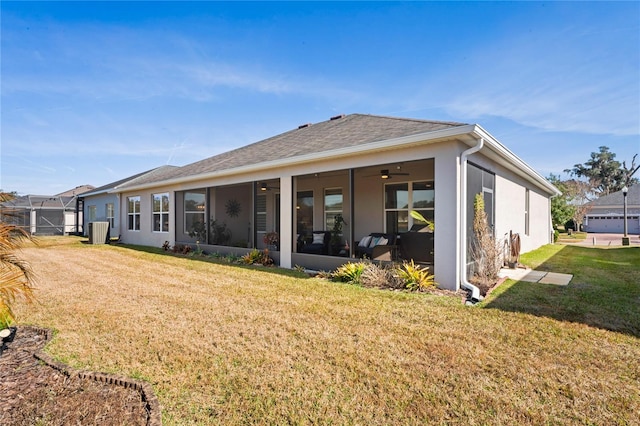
[78,189,112,198]
[111,124,480,193]
[471,125,561,196]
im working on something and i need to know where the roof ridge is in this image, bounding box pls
[349,113,468,127]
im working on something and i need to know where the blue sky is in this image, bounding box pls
[2,1,639,195]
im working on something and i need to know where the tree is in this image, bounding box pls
[0,192,36,329]
[548,174,576,228]
[565,146,639,197]
[563,179,592,231]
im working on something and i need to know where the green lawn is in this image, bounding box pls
[15,238,640,424]
[485,244,640,336]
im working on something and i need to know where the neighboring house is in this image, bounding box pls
[583,185,640,234]
[112,114,559,294]
[0,185,95,235]
[79,166,179,239]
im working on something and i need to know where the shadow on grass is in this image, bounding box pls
[115,243,312,280]
[484,245,640,338]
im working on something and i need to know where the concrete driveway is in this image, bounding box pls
[564,233,640,247]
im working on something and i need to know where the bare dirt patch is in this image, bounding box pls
[0,326,158,425]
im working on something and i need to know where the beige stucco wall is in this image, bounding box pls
[115,136,554,293]
[467,151,552,255]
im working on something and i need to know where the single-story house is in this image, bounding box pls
[0,185,94,235]
[109,114,559,296]
[79,166,178,239]
[583,185,640,234]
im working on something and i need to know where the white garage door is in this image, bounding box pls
[586,216,640,233]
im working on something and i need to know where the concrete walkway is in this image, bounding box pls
[561,233,640,247]
[499,267,573,286]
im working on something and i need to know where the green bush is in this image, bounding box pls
[554,229,560,243]
[396,260,436,291]
[564,219,576,232]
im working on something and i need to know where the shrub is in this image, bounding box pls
[360,262,403,289]
[553,229,560,243]
[172,244,191,255]
[240,249,273,266]
[332,262,367,285]
[471,194,502,285]
[396,260,435,291]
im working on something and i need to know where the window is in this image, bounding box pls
[106,203,114,228]
[127,196,140,231]
[324,188,343,230]
[184,191,205,234]
[525,189,530,236]
[153,193,169,232]
[256,194,267,232]
[384,181,434,234]
[88,205,97,222]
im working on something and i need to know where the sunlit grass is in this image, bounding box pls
[14,237,640,425]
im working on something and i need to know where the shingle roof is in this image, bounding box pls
[588,184,640,207]
[117,114,466,189]
[55,185,95,197]
[81,165,179,196]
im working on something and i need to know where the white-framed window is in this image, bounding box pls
[184,191,205,234]
[88,205,97,221]
[127,196,141,231]
[324,188,343,230]
[384,181,434,234]
[153,193,169,233]
[106,203,114,228]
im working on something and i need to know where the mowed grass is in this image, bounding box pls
[14,237,640,425]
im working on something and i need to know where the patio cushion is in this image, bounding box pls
[312,233,325,244]
[358,235,372,247]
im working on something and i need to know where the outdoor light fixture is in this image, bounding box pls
[260,183,267,191]
[381,169,390,179]
[622,185,629,245]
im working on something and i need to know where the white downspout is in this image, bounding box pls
[460,137,484,303]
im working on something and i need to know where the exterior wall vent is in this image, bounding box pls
[330,114,345,121]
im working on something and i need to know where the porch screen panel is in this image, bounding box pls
[412,181,434,226]
[184,192,205,235]
[385,183,409,234]
[296,191,313,240]
[256,194,267,232]
[324,188,343,230]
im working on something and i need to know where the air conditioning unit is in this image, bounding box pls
[88,221,110,244]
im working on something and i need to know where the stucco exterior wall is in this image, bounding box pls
[467,151,552,255]
[113,135,554,293]
[83,193,119,236]
[119,188,176,248]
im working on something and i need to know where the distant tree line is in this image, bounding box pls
[550,146,639,230]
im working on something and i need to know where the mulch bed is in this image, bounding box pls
[0,326,161,425]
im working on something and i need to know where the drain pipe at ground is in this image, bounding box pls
[460,137,484,304]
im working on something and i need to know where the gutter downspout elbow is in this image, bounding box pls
[460,137,485,304]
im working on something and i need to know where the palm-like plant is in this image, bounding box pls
[0,192,36,329]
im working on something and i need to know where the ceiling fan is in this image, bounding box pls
[365,168,410,179]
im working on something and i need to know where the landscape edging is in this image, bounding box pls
[26,326,162,426]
